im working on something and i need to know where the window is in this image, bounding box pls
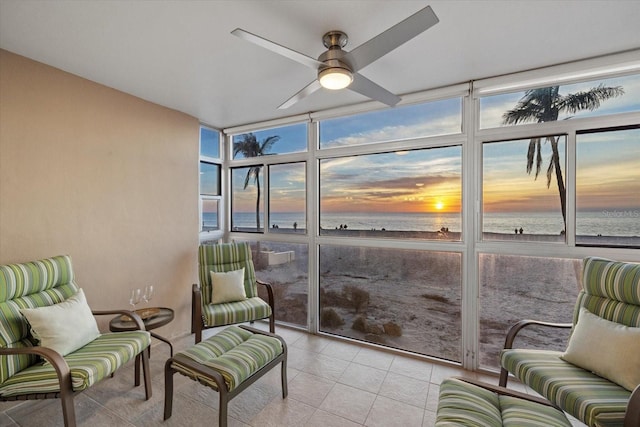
[482,136,567,241]
[479,73,640,130]
[320,98,462,149]
[319,245,461,361]
[200,126,222,234]
[576,126,640,247]
[201,199,219,231]
[232,123,307,159]
[479,254,580,369]
[252,241,308,328]
[200,126,220,158]
[268,163,306,233]
[200,161,220,196]
[320,147,462,239]
[231,166,264,232]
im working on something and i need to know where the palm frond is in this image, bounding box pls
[557,84,624,114]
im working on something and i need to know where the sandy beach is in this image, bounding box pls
[254,229,631,369]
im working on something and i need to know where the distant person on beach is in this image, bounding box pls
[293,222,297,231]
[515,228,518,234]
[519,227,523,234]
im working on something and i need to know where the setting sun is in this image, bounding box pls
[435,201,444,210]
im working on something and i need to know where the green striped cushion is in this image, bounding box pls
[436,378,502,426]
[0,256,78,383]
[575,257,640,327]
[199,243,258,302]
[202,297,271,328]
[500,395,572,427]
[172,325,282,391]
[0,331,150,397]
[436,378,571,427]
[501,349,630,427]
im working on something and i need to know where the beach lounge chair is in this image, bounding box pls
[192,242,275,343]
[499,256,640,427]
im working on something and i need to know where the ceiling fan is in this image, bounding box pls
[231,5,439,109]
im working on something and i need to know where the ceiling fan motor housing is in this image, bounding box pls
[318,31,353,75]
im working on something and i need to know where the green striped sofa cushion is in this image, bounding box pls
[574,257,640,328]
[501,349,630,427]
[199,243,259,302]
[436,378,571,427]
[0,331,150,397]
[172,325,282,391]
[201,297,271,328]
[0,255,78,383]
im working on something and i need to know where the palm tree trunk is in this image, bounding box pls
[550,138,566,230]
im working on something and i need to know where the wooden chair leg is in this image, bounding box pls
[141,346,152,400]
[219,391,228,427]
[281,359,288,398]
[164,359,175,420]
[499,367,509,387]
[60,391,76,427]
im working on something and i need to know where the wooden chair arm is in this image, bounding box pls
[256,279,275,311]
[192,283,203,335]
[451,377,557,408]
[0,345,73,394]
[626,384,640,427]
[503,319,572,350]
[92,309,146,330]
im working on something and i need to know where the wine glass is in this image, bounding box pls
[129,288,141,312]
[143,285,154,305]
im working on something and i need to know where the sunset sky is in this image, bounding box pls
[231,74,639,215]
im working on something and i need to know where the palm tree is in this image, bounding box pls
[233,133,280,230]
[502,84,624,229]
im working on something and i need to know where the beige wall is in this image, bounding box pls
[0,49,199,338]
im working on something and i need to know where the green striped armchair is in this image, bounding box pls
[192,243,275,343]
[499,256,640,427]
[0,255,152,427]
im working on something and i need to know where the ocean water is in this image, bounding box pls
[210,210,640,237]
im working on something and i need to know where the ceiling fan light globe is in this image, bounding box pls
[318,67,353,90]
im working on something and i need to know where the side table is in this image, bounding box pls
[110,307,175,381]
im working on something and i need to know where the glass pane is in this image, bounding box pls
[319,147,462,240]
[252,241,308,328]
[199,161,220,196]
[320,98,462,149]
[201,199,219,231]
[268,163,306,234]
[319,246,461,362]
[479,73,640,129]
[200,126,220,158]
[479,254,581,370]
[232,123,307,159]
[576,127,640,247]
[231,166,264,232]
[483,136,566,241]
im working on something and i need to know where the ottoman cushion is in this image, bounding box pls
[436,378,572,427]
[171,325,283,391]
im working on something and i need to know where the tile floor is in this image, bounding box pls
[0,323,583,426]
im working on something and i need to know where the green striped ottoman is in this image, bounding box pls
[163,325,287,427]
[436,377,571,427]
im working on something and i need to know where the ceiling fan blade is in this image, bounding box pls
[278,79,322,109]
[349,73,401,107]
[231,28,324,70]
[343,6,439,71]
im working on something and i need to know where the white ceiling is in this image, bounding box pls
[1,0,639,129]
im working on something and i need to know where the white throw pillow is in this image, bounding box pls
[20,288,101,356]
[562,307,640,391]
[210,268,247,304]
